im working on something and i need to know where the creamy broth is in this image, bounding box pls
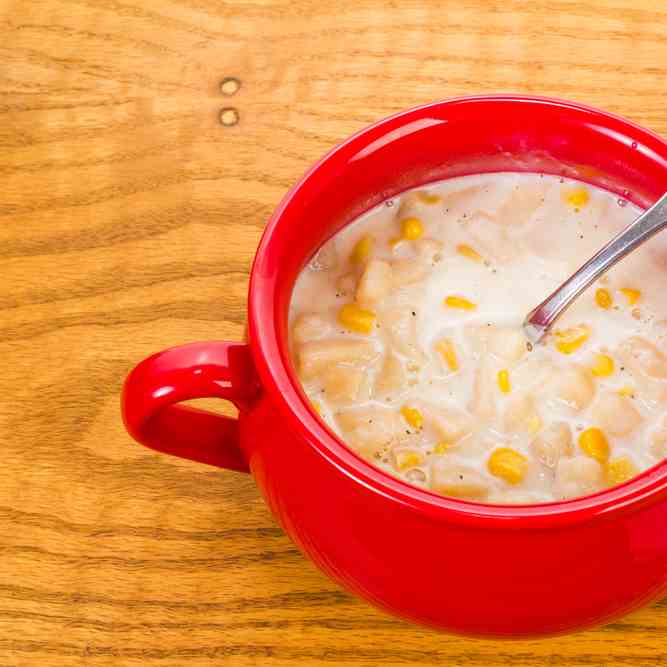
[288,173,667,504]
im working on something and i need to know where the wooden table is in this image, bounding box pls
[2,1,666,664]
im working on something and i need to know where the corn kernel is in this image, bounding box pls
[487,447,529,485]
[457,244,483,262]
[435,338,459,371]
[591,354,615,377]
[554,324,590,354]
[434,442,450,454]
[605,457,638,487]
[389,237,402,249]
[595,288,612,309]
[579,427,610,463]
[394,450,425,470]
[351,236,373,264]
[401,406,423,430]
[338,303,376,334]
[497,369,511,394]
[618,386,636,398]
[563,187,590,209]
[416,191,442,205]
[619,287,641,305]
[444,295,477,311]
[401,217,424,240]
[310,401,322,415]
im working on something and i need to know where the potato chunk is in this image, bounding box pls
[441,184,497,219]
[292,313,331,345]
[496,183,547,226]
[487,327,527,363]
[430,460,490,499]
[390,259,428,286]
[590,392,642,436]
[374,354,406,396]
[469,355,496,420]
[468,216,515,263]
[298,339,379,381]
[544,364,595,412]
[503,394,542,435]
[413,238,444,264]
[420,403,474,444]
[530,422,573,468]
[555,456,603,499]
[335,272,356,296]
[336,408,409,459]
[322,366,368,404]
[380,307,423,360]
[356,259,393,308]
[618,337,667,380]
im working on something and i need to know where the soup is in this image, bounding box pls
[288,173,667,504]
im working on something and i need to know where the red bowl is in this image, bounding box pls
[122,95,667,637]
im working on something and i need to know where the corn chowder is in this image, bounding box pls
[289,173,667,504]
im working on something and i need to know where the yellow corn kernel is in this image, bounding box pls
[416,191,442,205]
[401,406,423,430]
[591,354,615,377]
[394,450,424,470]
[338,303,376,334]
[434,442,450,454]
[497,369,511,394]
[351,236,373,264]
[605,457,639,487]
[456,244,483,262]
[554,324,590,354]
[619,287,641,305]
[563,187,590,209]
[487,447,529,485]
[401,217,424,240]
[618,386,636,398]
[310,401,322,415]
[579,427,610,463]
[595,288,612,309]
[435,338,459,371]
[444,295,477,311]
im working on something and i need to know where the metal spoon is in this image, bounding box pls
[523,191,667,344]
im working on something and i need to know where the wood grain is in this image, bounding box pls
[1,0,666,664]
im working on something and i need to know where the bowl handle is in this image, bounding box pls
[121,342,259,472]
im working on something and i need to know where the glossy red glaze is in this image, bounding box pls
[122,96,667,637]
[122,342,258,472]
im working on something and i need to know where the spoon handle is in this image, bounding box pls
[523,191,667,343]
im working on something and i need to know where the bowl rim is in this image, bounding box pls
[248,93,667,528]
